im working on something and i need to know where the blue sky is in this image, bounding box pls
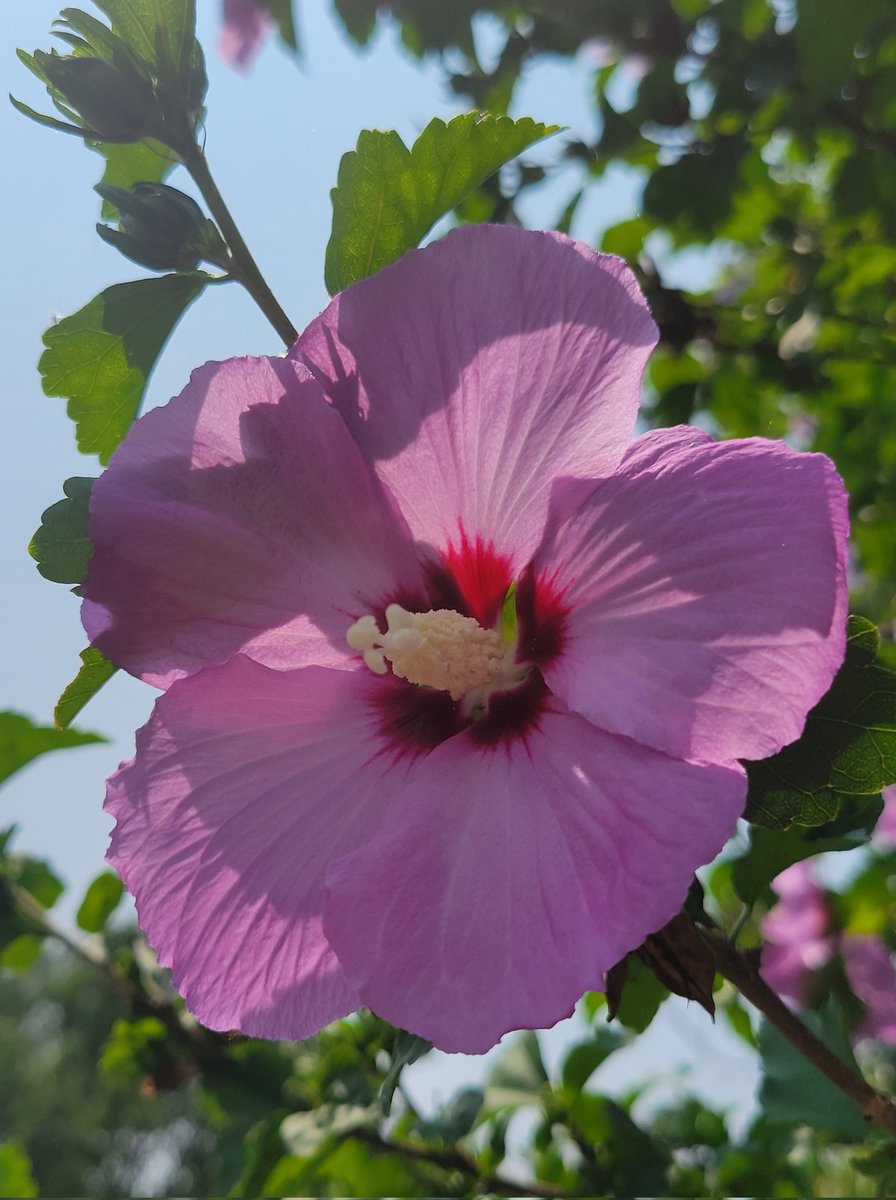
[2,0,755,1127]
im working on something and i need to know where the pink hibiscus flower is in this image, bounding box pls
[219,0,272,70]
[83,225,848,1053]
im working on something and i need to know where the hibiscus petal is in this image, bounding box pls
[295,224,657,567]
[323,705,745,1053]
[106,657,411,1038]
[536,428,849,763]
[83,356,424,686]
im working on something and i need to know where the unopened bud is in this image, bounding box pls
[36,52,157,141]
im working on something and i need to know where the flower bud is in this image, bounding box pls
[96,182,227,272]
[35,52,157,141]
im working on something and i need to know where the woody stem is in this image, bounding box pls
[704,927,896,1137]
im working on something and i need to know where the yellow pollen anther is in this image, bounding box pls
[346,603,506,701]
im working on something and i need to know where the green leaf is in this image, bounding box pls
[40,273,205,462]
[76,870,124,932]
[745,617,896,830]
[0,1141,38,1199]
[325,112,558,293]
[55,647,119,728]
[611,954,669,1033]
[795,0,877,102]
[379,1030,430,1115]
[484,1029,548,1110]
[759,1000,869,1140]
[560,1027,620,1094]
[93,138,175,219]
[29,476,94,584]
[263,0,299,51]
[0,710,103,787]
[732,793,884,904]
[0,932,43,972]
[17,859,65,909]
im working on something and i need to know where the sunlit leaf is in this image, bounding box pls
[325,112,558,293]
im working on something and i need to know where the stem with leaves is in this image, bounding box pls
[704,927,896,1138]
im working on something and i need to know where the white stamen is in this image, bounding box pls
[346,604,509,701]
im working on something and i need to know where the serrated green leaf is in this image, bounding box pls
[759,1000,869,1140]
[745,616,896,830]
[325,112,559,293]
[40,273,205,462]
[76,870,124,932]
[29,476,95,584]
[0,710,103,787]
[55,647,118,729]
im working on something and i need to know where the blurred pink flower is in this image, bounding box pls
[842,937,896,1043]
[876,785,896,847]
[219,0,272,70]
[760,861,835,1002]
[762,856,896,1045]
[83,225,848,1052]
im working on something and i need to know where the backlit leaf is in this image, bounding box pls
[40,273,206,462]
[55,647,118,729]
[0,710,103,787]
[325,112,558,293]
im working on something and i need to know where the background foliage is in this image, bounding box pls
[4,0,896,1195]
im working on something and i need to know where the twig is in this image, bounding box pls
[351,1126,568,1198]
[179,140,298,348]
[704,927,896,1138]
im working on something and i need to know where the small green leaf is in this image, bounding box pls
[55,647,119,729]
[263,0,299,51]
[325,112,559,293]
[745,616,896,830]
[560,1028,620,1094]
[484,1029,548,1110]
[611,954,669,1033]
[380,1029,430,1115]
[759,1000,869,1140]
[76,869,124,932]
[0,1141,38,1199]
[0,933,43,972]
[17,859,65,909]
[40,273,205,462]
[29,476,95,584]
[0,710,103,787]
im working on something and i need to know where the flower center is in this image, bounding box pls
[347,604,508,701]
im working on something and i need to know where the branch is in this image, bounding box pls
[704,927,896,1138]
[179,140,298,348]
[351,1127,567,1198]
